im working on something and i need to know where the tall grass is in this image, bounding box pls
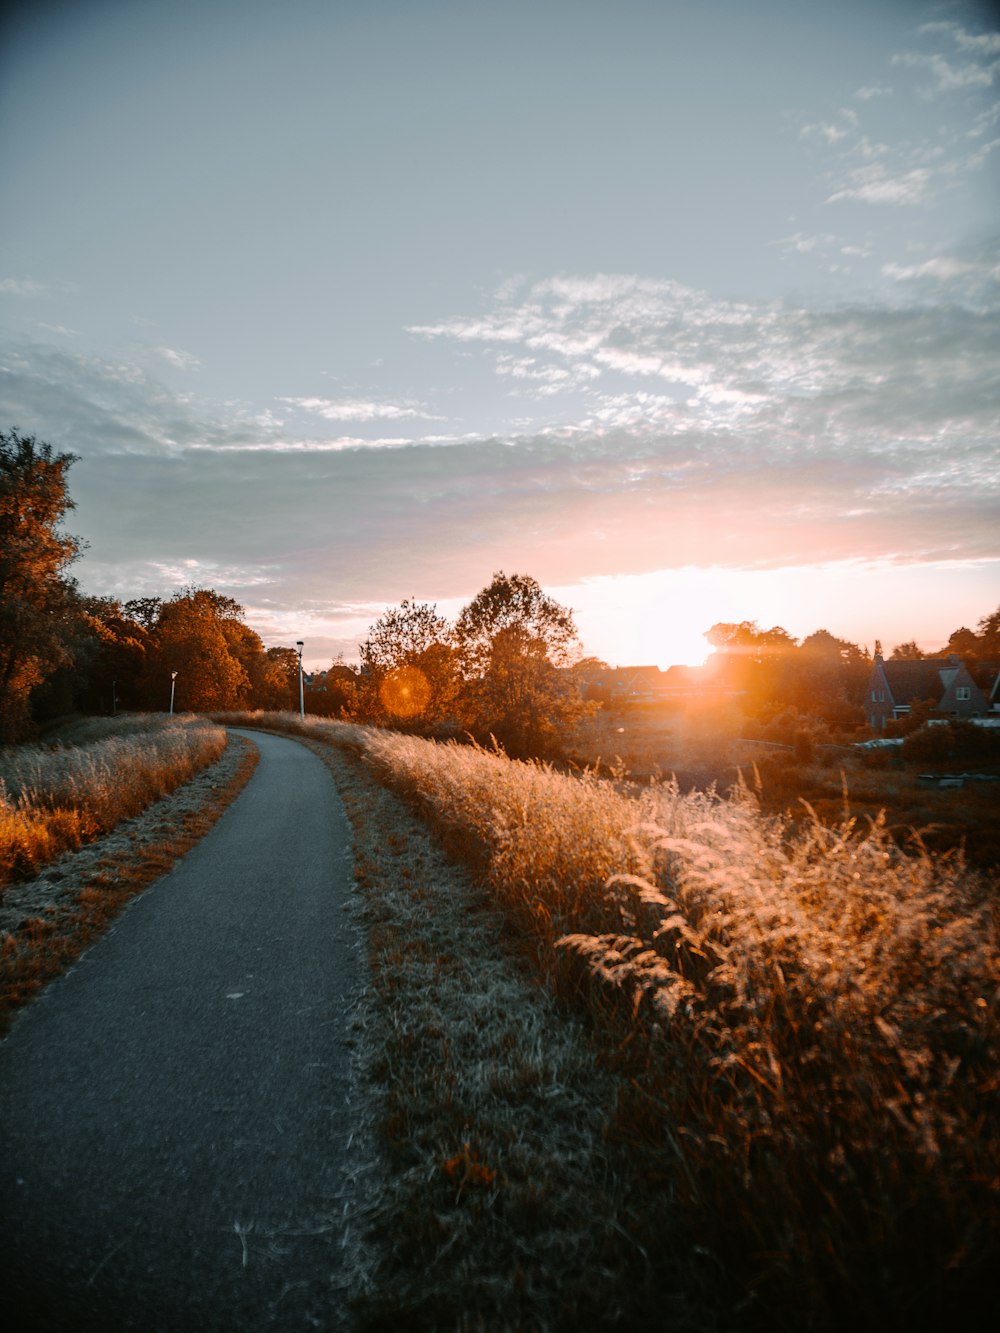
[1,715,227,886]
[353,730,999,1326]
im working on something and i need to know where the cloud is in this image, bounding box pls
[156,346,201,371]
[0,277,48,297]
[3,258,996,631]
[827,166,932,205]
[276,395,441,422]
[879,239,1000,300]
[790,18,1000,227]
[892,48,997,93]
[882,257,974,281]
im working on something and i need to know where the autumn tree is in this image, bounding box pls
[0,429,82,740]
[977,607,1000,658]
[453,572,584,757]
[350,598,457,725]
[139,588,259,712]
[256,646,301,711]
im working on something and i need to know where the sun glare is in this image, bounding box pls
[379,664,432,718]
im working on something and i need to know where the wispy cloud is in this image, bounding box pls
[276,395,442,422]
[0,277,49,298]
[827,165,933,205]
[792,15,1000,219]
[155,346,201,371]
[4,247,995,619]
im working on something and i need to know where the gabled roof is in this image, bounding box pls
[879,656,964,705]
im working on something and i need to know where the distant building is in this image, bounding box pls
[572,663,727,707]
[864,652,988,730]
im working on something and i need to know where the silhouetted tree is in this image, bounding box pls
[704,620,797,713]
[454,572,584,757]
[890,641,924,660]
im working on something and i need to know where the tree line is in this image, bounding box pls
[3,428,997,751]
[0,429,590,754]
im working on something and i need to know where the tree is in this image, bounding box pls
[256,646,301,711]
[946,626,979,658]
[0,429,82,740]
[704,620,797,713]
[139,588,261,712]
[455,572,578,672]
[350,598,457,725]
[61,596,151,715]
[978,607,1000,658]
[453,572,584,757]
[787,630,869,726]
[890,641,924,660]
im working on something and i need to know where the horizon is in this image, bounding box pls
[2,0,997,671]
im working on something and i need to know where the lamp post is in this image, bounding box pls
[169,671,177,715]
[296,641,305,720]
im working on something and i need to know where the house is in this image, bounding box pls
[864,653,988,730]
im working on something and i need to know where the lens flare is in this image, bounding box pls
[379,664,432,718]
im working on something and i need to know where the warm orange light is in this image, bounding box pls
[379,664,432,718]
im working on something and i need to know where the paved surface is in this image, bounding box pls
[0,729,366,1331]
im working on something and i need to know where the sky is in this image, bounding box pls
[1,0,998,669]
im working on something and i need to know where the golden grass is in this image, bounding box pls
[358,732,999,1324]
[211,712,1000,1326]
[0,715,227,886]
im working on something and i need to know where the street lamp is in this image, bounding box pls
[169,671,177,715]
[296,641,305,720]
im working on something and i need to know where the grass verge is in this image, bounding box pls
[1,715,228,886]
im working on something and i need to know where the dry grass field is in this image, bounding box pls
[0,714,227,887]
[220,710,999,1329]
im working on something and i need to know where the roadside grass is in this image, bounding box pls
[0,715,227,887]
[220,711,999,1329]
[0,733,258,1031]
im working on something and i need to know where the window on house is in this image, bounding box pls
[956,686,970,700]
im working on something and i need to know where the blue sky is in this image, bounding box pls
[1,0,997,667]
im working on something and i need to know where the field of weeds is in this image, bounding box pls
[0,714,227,888]
[361,731,998,1324]
[220,711,999,1328]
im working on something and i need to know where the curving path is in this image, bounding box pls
[0,729,366,1331]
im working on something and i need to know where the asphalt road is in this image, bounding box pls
[0,729,367,1331]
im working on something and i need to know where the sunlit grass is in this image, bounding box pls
[359,731,998,1320]
[213,710,1000,1324]
[0,714,227,886]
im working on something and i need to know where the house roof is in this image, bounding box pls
[880,656,963,705]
